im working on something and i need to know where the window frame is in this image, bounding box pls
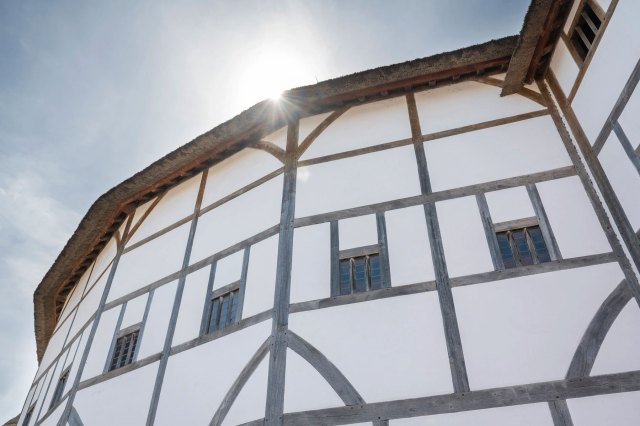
[107,326,140,372]
[566,0,605,64]
[49,367,70,410]
[205,281,242,334]
[494,217,552,269]
[23,404,35,425]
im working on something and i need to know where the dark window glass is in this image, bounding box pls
[24,406,34,425]
[339,253,382,295]
[496,225,550,269]
[109,330,139,371]
[49,370,69,409]
[207,289,239,333]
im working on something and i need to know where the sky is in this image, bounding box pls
[0,0,529,421]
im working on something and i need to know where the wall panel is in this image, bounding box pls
[485,186,535,223]
[173,267,210,346]
[591,301,640,375]
[137,281,176,359]
[291,224,331,304]
[288,293,453,403]
[338,214,378,250]
[618,90,640,149]
[549,38,579,96]
[414,81,541,135]
[81,307,120,380]
[222,357,268,426]
[454,263,622,390]
[300,96,410,160]
[568,391,640,426]
[296,146,421,217]
[425,116,571,191]
[120,293,147,329]
[154,322,271,426]
[243,235,278,317]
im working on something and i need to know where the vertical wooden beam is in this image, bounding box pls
[134,290,154,361]
[236,247,251,321]
[330,221,340,297]
[548,400,574,426]
[406,93,470,392]
[475,193,505,270]
[526,183,562,261]
[199,263,217,336]
[265,120,299,425]
[58,214,134,425]
[540,76,640,305]
[102,302,127,373]
[145,170,208,425]
[376,212,392,288]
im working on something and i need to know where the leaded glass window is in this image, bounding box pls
[207,288,240,333]
[109,330,139,371]
[338,253,382,295]
[496,225,550,269]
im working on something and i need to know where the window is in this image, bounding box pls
[23,405,34,425]
[206,283,240,334]
[569,0,603,62]
[496,224,551,269]
[338,245,382,296]
[49,369,69,409]
[109,329,139,371]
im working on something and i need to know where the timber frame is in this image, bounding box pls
[31,0,575,373]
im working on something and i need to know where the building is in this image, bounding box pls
[15,0,640,424]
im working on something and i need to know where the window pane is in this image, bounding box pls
[339,260,352,295]
[230,290,239,323]
[353,257,367,292]
[496,232,516,269]
[219,294,230,329]
[369,254,382,290]
[528,227,551,263]
[512,230,534,266]
[209,298,220,333]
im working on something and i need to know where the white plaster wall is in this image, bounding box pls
[568,390,640,426]
[288,292,453,403]
[296,146,422,217]
[154,322,271,426]
[173,267,210,345]
[298,112,333,145]
[36,308,74,380]
[213,250,244,290]
[390,403,553,425]
[537,176,611,257]
[300,96,410,160]
[549,37,579,96]
[108,223,189,303]
[425,116,572,191]
[63,328,90,396]
[81,307,120,379]
[338,214,378,250]
[37,401,65,426]
[137,281,176,359]
[26,376,47,426]
[74,361,159,426]
[190,175,283,264]
[291,224,331,304]
[284,349,344,413]
[201,148,282,209]
[262,125,287,150]
[599,133,640,230]
[91,237,117,282]
[223,357,268,425]
[31,368,53,425]
[485,186,536,224]
[56,262,94,329]
[120,293,147,329]
[385,206,435,286]
[65,266,110,351]
[438,196,493,277]
[573,0,640,143]
[243,235,278,317]
[414,81,541,135]
[591,300,640,375]
[618,89,640,150]
[454,263,622,390]
[126,173,201,246]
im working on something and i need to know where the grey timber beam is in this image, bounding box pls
[297,108,349,159]
[330,221,340,297]
[199,263,217,336]
[252,141,286,163]
[613,123,640,176]
[103,302,127,373]
[566,280,633,379]
[527,183,562,260]
[145,170,208,425]
[265,120,299,425]
[56,214,134,426]
[407,92,469,392]
[592,57,640,155]
[541,76,640,305]
[210,338,271,426]
[133,290,154,361]
[548,400,574,426]
[376,212,392,288]
[68,407,84,426]
[476,193,505,270]
[280,370,640,425]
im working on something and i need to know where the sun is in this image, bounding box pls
[236,47,312,106]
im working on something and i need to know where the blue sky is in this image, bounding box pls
[0,0,528,421]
